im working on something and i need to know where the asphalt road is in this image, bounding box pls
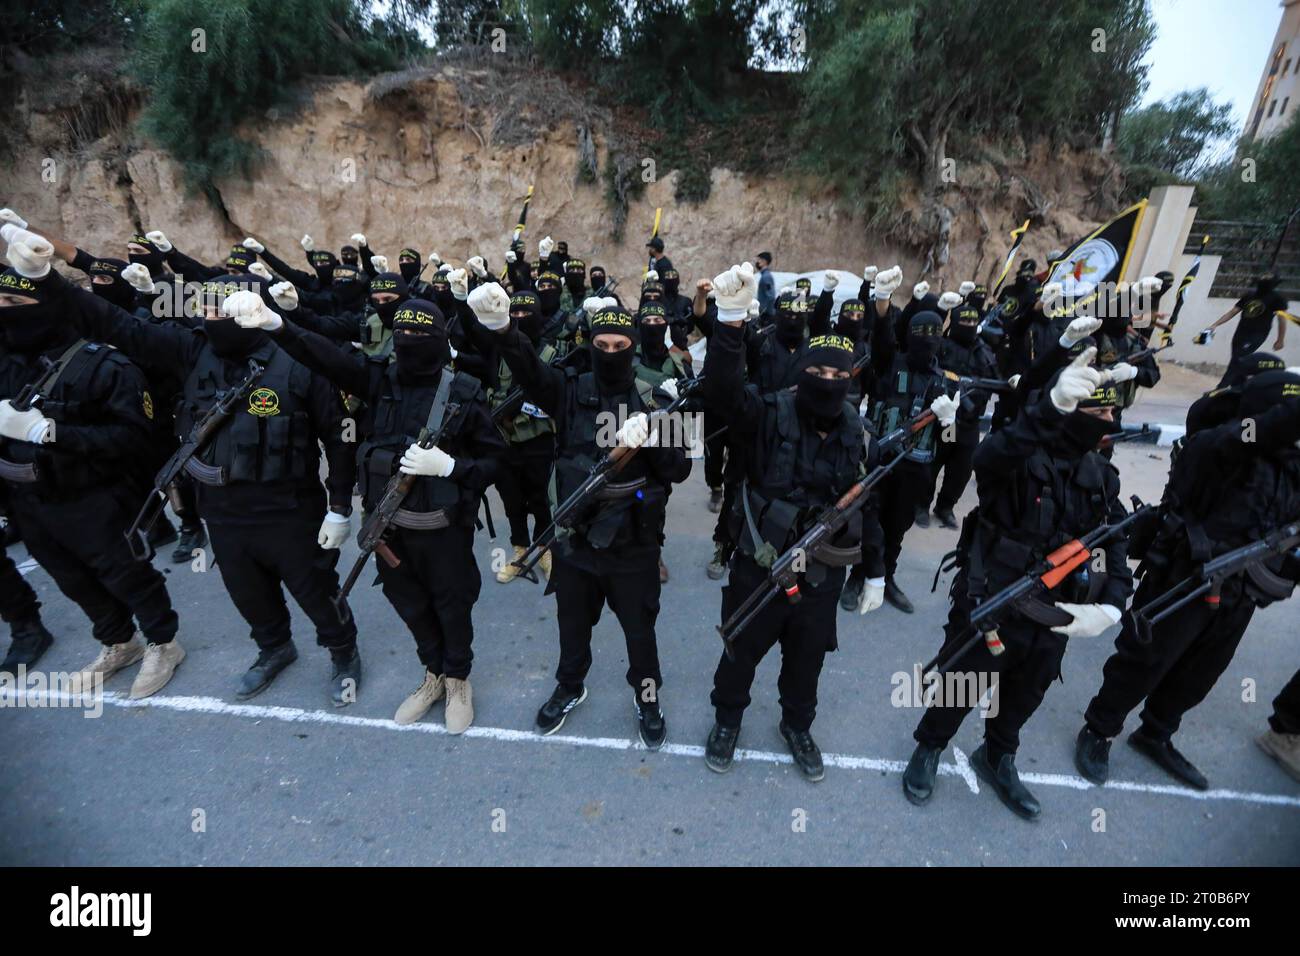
[2,441,1298,866]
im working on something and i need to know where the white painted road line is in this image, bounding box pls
[5,689,1300,808]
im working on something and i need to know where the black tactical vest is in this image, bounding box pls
[871,358,942,463]
[754,334,807,394]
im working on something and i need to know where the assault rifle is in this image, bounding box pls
[125,359,265,561]
[715,408,939,659]
[1127,519,1300,643]
[922,500,1152,676]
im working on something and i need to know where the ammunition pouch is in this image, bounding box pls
[0,457,38,484]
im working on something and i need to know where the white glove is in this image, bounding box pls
[350,233,367,248]
[643,269,659,284]
[823,272,839,291]
[269,281,298,312]
[711,262,758,320]
[505,250,517,263]
[435,263,451,276]
[582,296,619,314]
[937,291,962,311]
[467,255,487,278]
[658,378,679,402]
[2,225,53,278]
[1104,362,1138,385]
[242,237,265,254]
[144,230,172,253]
[447,267,469,300]
[1049,347,1102,414]
[958,280,976,296]
[1050,602,1121,639]
[300,234,314,252]
[468,282,511,331]
[428,251,442,267]
[371,255,389,273]
[221,289,282,331]
[317,512,350,550]
[874,265,903,298]
[0,400,52,444]
[857,577,885,615]
[746,300,760,322]
[1137,275,1162,295]
[248,261,272,281]
[121,263,155,294]
[863,265,878,282]
[930,393,960,427]
[1060,317,1102,348]
[912,281,930,300]
[1008,373,1022,389]
[0,209,27,229]
[539,235,554,259]
[615,412,650,449]
[399,442,456,477]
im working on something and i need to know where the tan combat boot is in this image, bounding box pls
[496,545,528,584]
[538,549,553,581]
[394,670,444,725]
[1257,730,1300,782]
[79,633,145,682]
[445,676,474,734]
[129,640,186,699]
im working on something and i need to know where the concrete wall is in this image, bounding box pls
[1246,0,1300,141]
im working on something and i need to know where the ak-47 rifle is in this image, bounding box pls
[1099,422,1154,447]
[125,359,265,561]
[510,376,705,583]
[923,501,1153,676]
[715,408,938,659]
[1127,519,1300,643]
[940,370,1016,395]
[500,185,535,281]
[0,353,67,486]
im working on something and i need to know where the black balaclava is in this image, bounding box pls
[588,306,638,394]
[340,245,360,266]
[902,290,940,327]
[536,272,563,316]
[1056,374,1119,454]
[796,333,854,428]
[794,277,813,301]
[1254,272,1282,297]
[640,279,664,307]
[661,268,681,302]
[1237,369,1300,420]
[225,251,254,273]
[309,250,338,286]
[637,302,670,361]
[398,248,422,284]
[837,298,866,341]
[128,234,166,276]
[589,266,608,295]
[392,300,450,384]
[332,264,367,310]
[906,311,943,371]
[428,274,456,316]
[369,272,410,328]
[967,283,988,312]
[88,257,136,310]
[948,304,980,347]
[510,290,544,344]
[1153,270,1176,310]
[564,258,587,301]
[0,269,72,353]
[200,275,271,360]
[1219,351,1286,390]
[774,290,808,347]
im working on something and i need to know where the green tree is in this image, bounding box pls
[1119,88,1237,176]
[1198,116,1300,222]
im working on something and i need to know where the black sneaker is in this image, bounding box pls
[329,648,362,708]
[705,722,740,773]
[707,488,724,513]
[1128,727,1208,790]
[934,506,959,530]
[236,642,298,700]
[779,720,825,782]
[971,743,1041,820]
[635,695,667,750]
[884,577,914,613]
[1,616,53,674]
[902,742,942,805]
[172,524,207,564]
[706,542,727,580]
[914,506,931,529]
[536,684,587,735]
[1074,724,1112,785]
[840,576,864,611]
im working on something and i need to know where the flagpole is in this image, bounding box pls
[990,219,1030,298]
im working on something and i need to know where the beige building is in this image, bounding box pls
[1246,0,1300,140]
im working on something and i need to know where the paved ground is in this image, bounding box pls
[2,391,1298,866]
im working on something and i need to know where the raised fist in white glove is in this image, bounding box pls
[1049,347,1101,414]
[1050,602,1121,639]
[468,282,511,331]
[300,234,314,252]
[447,267,469,300]
[269,281,298,312]
[958,280,976,296]
[912,281,930,300]
[467,255,487,278]
[350,233,367,248]
[1104,362,1138,385]
[221,289,281,331]
[873,266,903,299]
[930,393,960,427]
[615,412,650,449]
[658,378,679,402]
[121,263,155,294]
[581,296,618,314]
[505,250,517,264]
[399,442,456,477]
[937,291,962,311]
[643,269,659,284]
[248,261,272,281]
[747,300,760,322]
[428,251,442,267]
[144,230,172,253]
[1,225,53,279]
[0,209,27,229]
[242,237,265,254]
[1136,275,1163,295]
[371,255,388,273]
[863,265,878,282]
[858,577,885,614]
[539,235,554,259]
[0,400,52,444]
[1008,373,1022,390]
[317,512,350,550]
[823,271,839,291]
[711,262,757,319]
[1060,317,1102,348]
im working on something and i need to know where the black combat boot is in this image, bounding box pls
[840,576,864,611]
[634,694,667,750]
[705,722,740,773]
[329,647,362,707]
[971,744,1041,820]
[1128,726,1208,790]
[536,683,587,735]
[884,577,914,613]
[1074,724,1112,785]
[780,721,825,782]
[1,615,54,674]
[902,742,942,805]
[933,505,959,530]
[236,642,298,700]
[172,523,207,564]
[913,505,931,528]
[707,487,723,513]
